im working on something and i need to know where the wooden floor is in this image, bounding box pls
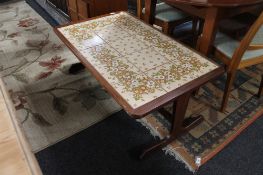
[0,79,42,175]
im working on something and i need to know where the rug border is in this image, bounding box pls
[141,98,263,171]
[201,107,263,166]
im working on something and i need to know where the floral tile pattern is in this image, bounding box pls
[57,12,218,109]
[110,36,150,55]
[94,25,131,42]
[80,45,167,108]
[124,48,169,72]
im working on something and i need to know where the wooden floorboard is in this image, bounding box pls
[0,79,42,175]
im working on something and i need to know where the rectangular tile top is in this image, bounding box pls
[56,12,219,110]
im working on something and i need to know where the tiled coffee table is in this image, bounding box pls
[54,12,224,157]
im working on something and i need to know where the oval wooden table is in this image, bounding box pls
[144,0,263,55]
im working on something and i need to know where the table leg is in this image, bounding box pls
[258,75,263,97]
[140,91,203,159]
[198,7,220,55]
[144,0,157,25]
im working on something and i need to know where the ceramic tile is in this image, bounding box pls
[58,28,104,51]
[146,58,217,92]
[112,74,166,109]
[124,48,169,72]
[80,45,166,108]
[110,36,149,55]
[79,44,121,65]
[104,69,167,109]
[57,12,219,109]
[94,25,131,42]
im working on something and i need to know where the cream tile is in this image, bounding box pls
[94,25,131,42]
[124,48,169,72]
[58,28,104,51]
[73,35,104,51]
[115,74,166,109]
[80,46,167,108]
[106,70,167,109]
[151,42,182,61]
[79,44,121,67]
[146,62,184,91]
[146,59,217,92]
[109,36,149,55]
[120,22,164,47]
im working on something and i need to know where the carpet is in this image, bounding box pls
[140,67,263,171]
[35,110,263,175]
[0,0,121,152]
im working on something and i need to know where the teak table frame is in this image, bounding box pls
[54,12,225,158]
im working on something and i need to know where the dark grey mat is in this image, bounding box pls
[36,110,263,175]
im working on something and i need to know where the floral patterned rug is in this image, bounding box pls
[0,0,121,152]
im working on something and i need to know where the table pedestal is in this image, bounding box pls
[140,91,203,158]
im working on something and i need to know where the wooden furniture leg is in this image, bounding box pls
[144,0,157,25]
[258,75,263,97]
[140,91,203,159]
[162,22,170,35]
[198,7,220,55]
[221,71,237,112]
[192,17,199,45]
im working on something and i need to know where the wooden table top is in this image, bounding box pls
[164,0,263,7]
[55,12,222,116]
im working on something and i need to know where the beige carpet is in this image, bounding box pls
[0,0,121,152]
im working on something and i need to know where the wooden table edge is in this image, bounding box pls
[163,0,263,7]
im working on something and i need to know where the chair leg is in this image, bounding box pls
[196,20,204,50]
[258,75,263,97]
[221,72,236,112]
[162,23,170,35]
[192,17,199,45]
[198,19,204,36]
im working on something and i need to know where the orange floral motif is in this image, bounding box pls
[36,56,66,80]
[64,27,93,41]
[18,18,39,27]
[9,90,27,110]
[39,56,66,71]
[90,47,161,100]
